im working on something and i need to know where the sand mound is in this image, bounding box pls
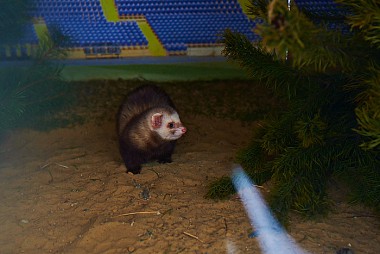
[0,115,379,253]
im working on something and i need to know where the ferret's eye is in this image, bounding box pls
[168,122,175,129]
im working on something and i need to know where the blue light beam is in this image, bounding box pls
[232,165,309,254]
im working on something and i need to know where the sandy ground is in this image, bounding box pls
[0,98,380,253]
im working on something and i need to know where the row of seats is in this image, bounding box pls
[115,0,258,50]
[117,3,242,10]
[115,0,239,5]
[116,0,243,16]
[8,0,352,57]
[32,0,103,19]
[35,0,99,2]
[36,6,102,13]
[33,3,103,18]
[84,45,122,56]
[45,17,148,47]
[34,1,101,8]
[33,0,148,48]
[118,2,241,8]
[294,0,351,35]
[36,0,257,52]
[12,0,257,53]
[294,0,351,17]
[164,43,187,52]
[145,11,258,48]
[118,7,242,15]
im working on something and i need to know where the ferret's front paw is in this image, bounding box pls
[157,158,172,164]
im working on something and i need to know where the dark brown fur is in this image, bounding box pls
[117,85,179,174]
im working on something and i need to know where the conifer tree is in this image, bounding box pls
[207,0,380,221]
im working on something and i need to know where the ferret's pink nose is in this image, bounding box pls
[182,127,187,133]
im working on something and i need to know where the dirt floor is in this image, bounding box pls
[0,82,379,254]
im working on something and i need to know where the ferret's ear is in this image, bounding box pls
[151,113,163,129]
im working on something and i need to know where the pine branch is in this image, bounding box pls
[34,31,68,62]
[270,145,331,218]
[222,29,306,99]
[247,0,270,19]
[355,109,380,150]
[213,0,380,219]
[236,139,274,184]
[336,0,380,48]
[204,176,235,200]
[261,114,297,154]
[351,64,380,150]
[255,0,357,72]
[295,112,327,148]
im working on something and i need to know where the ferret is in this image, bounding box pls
[117,85,186,174]
[336,248,354,254]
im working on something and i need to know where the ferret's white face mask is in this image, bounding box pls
[151,112,187,140]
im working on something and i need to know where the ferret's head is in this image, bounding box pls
[150,111,186,141]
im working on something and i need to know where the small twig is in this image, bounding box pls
[163,193,172,200]
[71,153,87,159]
[40,163,52,169]
[147,168,160,178]
[223,218,228,236]
[183,231,204,243]
[345,214,379,219]
[55,163,69,169]
[47,169,54,183]
[89,178,102,182]
[40,162,69,169]
[114,211,161,217]
[40,163,54,183]
[161,208,173,217]
[40,162,69,184]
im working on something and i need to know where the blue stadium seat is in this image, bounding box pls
[31,0,262,53]
[294,0,351,34]
[33,0,148,49]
